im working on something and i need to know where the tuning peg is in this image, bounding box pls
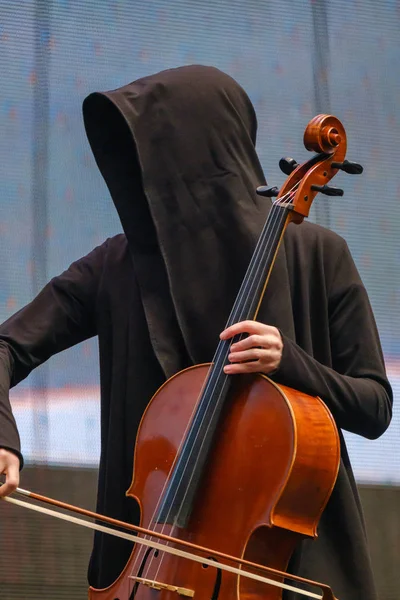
[311,185,344,197]
[256,186,279,198]
[279,157,299,176]
[331,160,363,175]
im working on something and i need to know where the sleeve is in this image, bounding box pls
[272,242,393,440]
[0,241,108,465]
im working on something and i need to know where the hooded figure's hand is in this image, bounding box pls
[220,320,283,375]
[0,448,20,497]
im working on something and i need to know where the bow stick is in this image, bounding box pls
[1,487,337,600]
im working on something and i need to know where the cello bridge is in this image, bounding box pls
[129,576,195,597]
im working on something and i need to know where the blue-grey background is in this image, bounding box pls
[1,0,399,483]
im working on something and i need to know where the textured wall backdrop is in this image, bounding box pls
[0,1,399,598]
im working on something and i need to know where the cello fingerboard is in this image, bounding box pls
[156,202,291,528]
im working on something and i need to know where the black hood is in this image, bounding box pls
[83,65,293,374]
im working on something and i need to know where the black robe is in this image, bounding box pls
[0,66,393,600]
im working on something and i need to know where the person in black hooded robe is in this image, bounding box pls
[0,65,393,600]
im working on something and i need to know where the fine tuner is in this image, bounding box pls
[257,157,363,198]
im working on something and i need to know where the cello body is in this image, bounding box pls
[89,364,339,600]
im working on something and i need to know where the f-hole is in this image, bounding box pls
[129,547,153,600]
[206,557,222,600]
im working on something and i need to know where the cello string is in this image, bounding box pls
[146,191,295,582]
[142,190,296,581]
[131,183,298,581]
[160,203,291,504]
[128,193,292,582]
[140,205,287,583]
[135,195,294,585]
[143,192,294,583]
[148,201,293,583]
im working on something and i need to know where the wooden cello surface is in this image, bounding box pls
[89,366,339,600]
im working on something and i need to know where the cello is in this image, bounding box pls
[4,114,363,600]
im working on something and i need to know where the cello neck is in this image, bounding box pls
[222,200,291,330]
